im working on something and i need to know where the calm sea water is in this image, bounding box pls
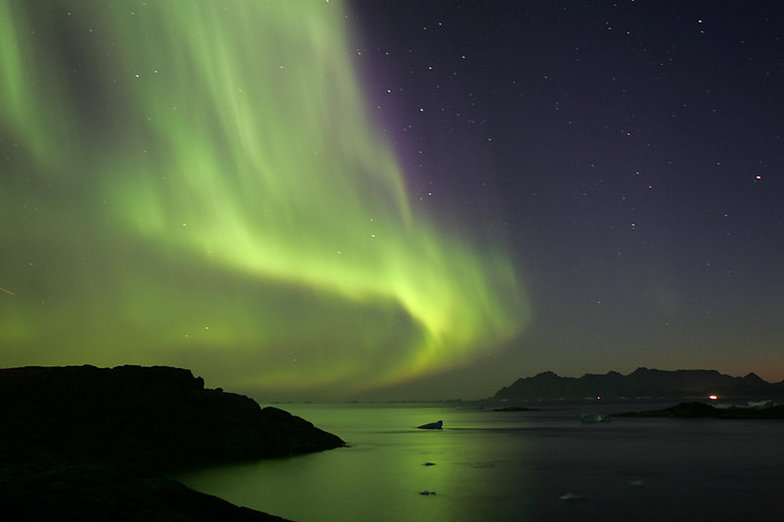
[178,401,784,521]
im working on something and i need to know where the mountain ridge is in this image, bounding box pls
[492,367,784,402]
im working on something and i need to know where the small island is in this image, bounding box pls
[614,401,784,419]
[493,406,539,412]
[0,365,345,521]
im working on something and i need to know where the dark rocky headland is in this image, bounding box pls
[0,365,345,521]
[493,367,784,402]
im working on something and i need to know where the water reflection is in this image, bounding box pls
[178,402,784,521]
[178,404,536,521]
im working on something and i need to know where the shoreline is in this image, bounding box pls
[0,365,345,521]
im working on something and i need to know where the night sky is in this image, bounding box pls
[1,1,782,400]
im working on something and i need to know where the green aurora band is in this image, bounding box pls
[0,0,529,397]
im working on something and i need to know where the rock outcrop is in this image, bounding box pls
[416,420,443,429]
[0,364,344,467]
[1,462,287,521]
[0,365,345,521]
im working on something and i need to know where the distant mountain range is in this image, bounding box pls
[492,368,784,402]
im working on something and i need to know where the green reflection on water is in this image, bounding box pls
[178,404,536,521]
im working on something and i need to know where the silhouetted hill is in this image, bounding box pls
[0,365,345,521]
[0,364,344,466]
[492,368,784,402]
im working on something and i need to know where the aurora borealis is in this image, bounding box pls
[3,1,784,400]
[0,1,528,397]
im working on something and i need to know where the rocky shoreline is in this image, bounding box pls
[0,365,345,521]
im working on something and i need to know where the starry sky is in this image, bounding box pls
[1,1,782,400]
[347,0,784,397]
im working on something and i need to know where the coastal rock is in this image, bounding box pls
[0,462,287,521]
[614,401,784,419]
[0,365,345,521]
[417,420,443,429]
[0,365,345,467]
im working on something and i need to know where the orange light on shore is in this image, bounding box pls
[708,395,718,400]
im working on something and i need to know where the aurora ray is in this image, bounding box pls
[0,0,529,397]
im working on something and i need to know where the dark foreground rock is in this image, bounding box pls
[0,365,346,521]
[0,365,344,467]
[614,401,784,419]
[1,461,286,522]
